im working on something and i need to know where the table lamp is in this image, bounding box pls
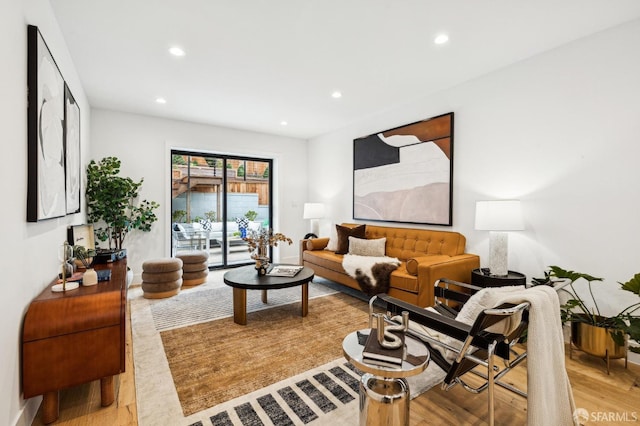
[303,203,325,238]
[475,200,524,276]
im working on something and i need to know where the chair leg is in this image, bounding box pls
[487,341,496,426]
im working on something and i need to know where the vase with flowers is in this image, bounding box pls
[244,228,293,275]
[73,245,98,286]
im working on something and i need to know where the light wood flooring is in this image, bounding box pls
[32,301,640,426]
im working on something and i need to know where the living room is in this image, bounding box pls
[4,1,640,425]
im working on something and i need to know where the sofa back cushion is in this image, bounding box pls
[341,223,466,260]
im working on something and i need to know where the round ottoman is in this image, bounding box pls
[141,258,183,299]
[176,251,209,286]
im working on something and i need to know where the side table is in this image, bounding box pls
[342,329,430,426]
[471,268,526,287]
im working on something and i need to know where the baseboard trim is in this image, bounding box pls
[13,396,41,426]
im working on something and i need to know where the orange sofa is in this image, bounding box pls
[300,223,480,307]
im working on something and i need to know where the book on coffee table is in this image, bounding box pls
[362,328,405,367]
[267,265,304,277]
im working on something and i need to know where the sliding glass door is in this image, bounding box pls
[171,151,272,268]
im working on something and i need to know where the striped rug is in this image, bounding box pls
[185,359,362,425]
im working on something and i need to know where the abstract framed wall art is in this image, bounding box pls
[353,112,454,226]
[64,83,81,214]
[27,25,67,221]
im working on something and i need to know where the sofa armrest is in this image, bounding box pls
[406,255,451,276]
[413,254,481,307]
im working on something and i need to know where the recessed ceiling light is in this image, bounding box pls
[169,46,185,57]
[280,121,288,126]
[434,34,449,45]
[156,97,167,104]
[331,91,342,99]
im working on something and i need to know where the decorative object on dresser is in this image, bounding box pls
[353,112,454,226]
[52,242,78,293]
[474,200,524,276]
[22,259,128,424]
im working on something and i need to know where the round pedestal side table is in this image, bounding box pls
[342,329,430,426]
[471,268,526,287]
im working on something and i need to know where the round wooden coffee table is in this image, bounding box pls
[223,265,315,325]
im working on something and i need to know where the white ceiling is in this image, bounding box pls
[51,0,640,139]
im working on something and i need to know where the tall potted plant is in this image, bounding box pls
[550,266,640,372]
[86,156,160,252]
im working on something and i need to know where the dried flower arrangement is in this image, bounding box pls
[244,228,293,253]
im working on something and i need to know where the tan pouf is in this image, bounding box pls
[141,258,183,298]
[176,251,209,263]
[183,262,208,273]
[177,251,209,286]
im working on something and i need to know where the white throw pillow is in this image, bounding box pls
[325,224,338,251]
[348,236,386,257]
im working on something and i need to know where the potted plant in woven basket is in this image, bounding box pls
[550,266,640,373]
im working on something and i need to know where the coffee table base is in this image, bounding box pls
[232,283,309,325]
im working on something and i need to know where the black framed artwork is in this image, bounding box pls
[27,25,67,221]
[353,112,454,226]
[64,83,81,215]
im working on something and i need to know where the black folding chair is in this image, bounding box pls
[371,278,530,426]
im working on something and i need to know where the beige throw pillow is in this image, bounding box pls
[348,236,386,257]
[325,224,338,251]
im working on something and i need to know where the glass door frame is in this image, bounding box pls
[170,149,273,269]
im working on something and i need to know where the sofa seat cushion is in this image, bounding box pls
[303,250,347,274]
[389,264,419,293]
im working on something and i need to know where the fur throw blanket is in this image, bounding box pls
[342,254,400,296]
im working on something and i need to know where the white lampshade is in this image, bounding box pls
[303,203,325,220]
[475,200,524,277]
[475,200,524,231]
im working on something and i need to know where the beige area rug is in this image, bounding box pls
[130,272,444,425]
[160,292,370,416]
[130,272,369,425]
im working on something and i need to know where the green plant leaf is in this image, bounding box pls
[624,317,640,343]
[619,273,640,296]
[548,266,602,283]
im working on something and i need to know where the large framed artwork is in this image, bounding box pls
[353,112,454,226]
[27,25,67,221]
[64,83,81,214]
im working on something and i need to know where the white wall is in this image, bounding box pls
[309,20,640,331]
[90,109,308,277]
[1,1,92,425]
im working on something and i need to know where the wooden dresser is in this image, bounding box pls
[22,259,127,424]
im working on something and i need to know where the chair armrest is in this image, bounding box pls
[376,294,471,343]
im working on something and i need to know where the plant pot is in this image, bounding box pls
[571,317,626,359]
[570,315,627,374]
